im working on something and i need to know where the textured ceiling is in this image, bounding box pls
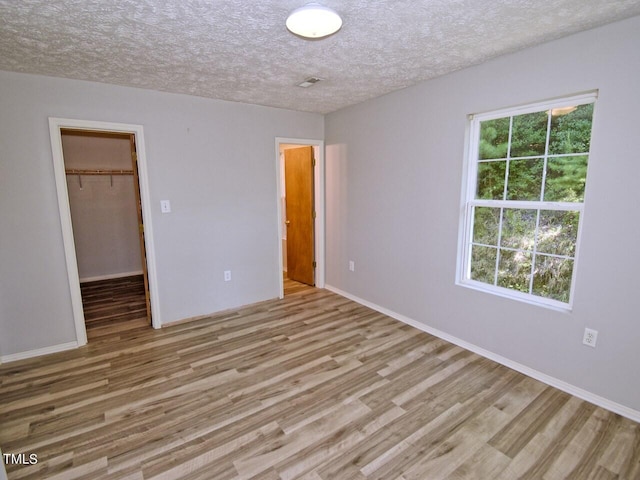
[1,0,639,114]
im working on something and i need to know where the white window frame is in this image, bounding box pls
[456,92,597,311]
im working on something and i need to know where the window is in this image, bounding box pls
[458,93,596,309]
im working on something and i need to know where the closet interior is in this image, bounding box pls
[62,130,150,339]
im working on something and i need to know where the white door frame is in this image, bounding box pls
[49,118,162,346]
[275,137,325,297]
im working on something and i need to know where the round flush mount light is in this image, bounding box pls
[286,3,343,39]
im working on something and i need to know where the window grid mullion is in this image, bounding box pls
[540,107,553,203]
[529,111,553,294]
[494,207,504,286]
[503,116,513,202]
[493,116,514,286]
[529,209,541,295]
[479,151,588,163]
[469,199,584,212]
[471,242,575,262]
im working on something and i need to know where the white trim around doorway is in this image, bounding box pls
[275,137,326,297]
[48,118,162,347]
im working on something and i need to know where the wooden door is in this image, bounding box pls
[129,134,152,323]
[284,146,315,286]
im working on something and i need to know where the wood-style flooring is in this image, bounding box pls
[80,275,151,341]
[81,275,149,340]
[1,280,639,479]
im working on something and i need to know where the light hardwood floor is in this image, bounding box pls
[81,275,149,340]
[1,280,639,479]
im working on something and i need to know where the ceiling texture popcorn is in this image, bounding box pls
[1,0,639,113]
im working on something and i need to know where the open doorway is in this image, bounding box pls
[61,129,151,339]
[49,118,160,347]
[276,138,325,297]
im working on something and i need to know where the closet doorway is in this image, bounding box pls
[61,129,150,338]
[49,118,160,347]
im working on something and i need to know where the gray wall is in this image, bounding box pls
[325,16,640,412]
[0,72,323,356]
[63,134,142,281]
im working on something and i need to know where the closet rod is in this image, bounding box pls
[65,168,134,176]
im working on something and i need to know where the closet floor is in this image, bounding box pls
[81,275,149,340]
[80,275,308,341]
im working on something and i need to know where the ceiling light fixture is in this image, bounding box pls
[286,3,343,39]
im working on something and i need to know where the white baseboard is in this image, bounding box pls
[324,284,640,423]
[0,341,78,364]
[80,271,143,283]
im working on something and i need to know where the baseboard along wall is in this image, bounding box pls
[0,341,78,364]
[324,284,640,424]
[80,270,144,283]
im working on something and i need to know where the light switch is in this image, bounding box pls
[160,200,171,213]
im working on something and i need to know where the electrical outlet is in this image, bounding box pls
[160,200,171,213]
[224,270,231,282]
[583,328,598,348]
[349,260,355,272]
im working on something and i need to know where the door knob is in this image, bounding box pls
[285,220,291,225]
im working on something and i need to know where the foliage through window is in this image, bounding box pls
[459,94,596,308]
